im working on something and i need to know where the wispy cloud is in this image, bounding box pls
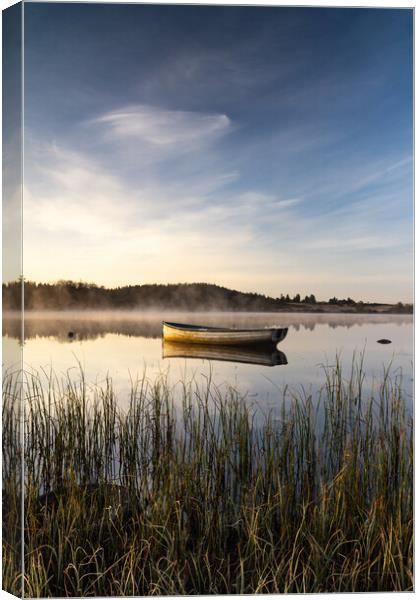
[24,89,412,302]
[302,235,405,252]
[23,136,271,285]
[92,104,232,148]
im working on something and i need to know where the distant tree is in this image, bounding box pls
[329,297,338,304]
[285,294,290,302]
[293,293,301,303]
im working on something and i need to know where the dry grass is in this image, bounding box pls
[2,357,413,596]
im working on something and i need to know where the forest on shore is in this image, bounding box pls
[2,280,412,313]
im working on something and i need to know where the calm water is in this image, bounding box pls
[3,311,413,413]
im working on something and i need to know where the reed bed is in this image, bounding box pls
[2,358,413,596]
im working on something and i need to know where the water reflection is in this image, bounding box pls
[163,340,288,367]
[4,311,412,416]
[2,310,413,343]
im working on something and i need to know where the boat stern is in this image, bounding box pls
[272,327,288,343]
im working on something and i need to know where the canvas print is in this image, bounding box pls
[2,2,413,596]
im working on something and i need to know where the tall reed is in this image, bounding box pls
[2,357,413,596]
[2,367,23,598]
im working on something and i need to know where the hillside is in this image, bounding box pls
[2,280,413,313]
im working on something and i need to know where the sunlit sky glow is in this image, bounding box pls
[22,4,413,302]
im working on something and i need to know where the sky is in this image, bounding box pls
[3,1,22,283]
[20,3,413,302]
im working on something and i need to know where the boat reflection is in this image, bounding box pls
[162,341,287,367]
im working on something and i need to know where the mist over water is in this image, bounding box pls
[3,311,412,418]
[3,310,413,342]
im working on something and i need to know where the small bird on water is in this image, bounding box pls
[377,339,392,344]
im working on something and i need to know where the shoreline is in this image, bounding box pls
[3,303,414,316]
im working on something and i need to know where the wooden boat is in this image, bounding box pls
[162,321,288,346]
[163,341,287,367]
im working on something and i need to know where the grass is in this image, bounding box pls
[2,357,413,596]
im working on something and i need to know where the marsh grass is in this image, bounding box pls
[2,357,413,596]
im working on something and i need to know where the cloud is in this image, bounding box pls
[302,235,404,252]
[92,104,232,148]
[23,96,412,302]
[23,138,274,285]
[330,156,412,202]
[24,144,133,238]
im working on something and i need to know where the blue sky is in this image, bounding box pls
[22,4,413,302]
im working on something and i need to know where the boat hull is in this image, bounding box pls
[162,321,288,346]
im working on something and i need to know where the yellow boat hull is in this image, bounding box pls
[162,321,288,346]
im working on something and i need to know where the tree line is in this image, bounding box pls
[3,280,307,311]
[2,280,407,312]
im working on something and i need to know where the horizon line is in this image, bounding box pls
[2,278,413,306]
